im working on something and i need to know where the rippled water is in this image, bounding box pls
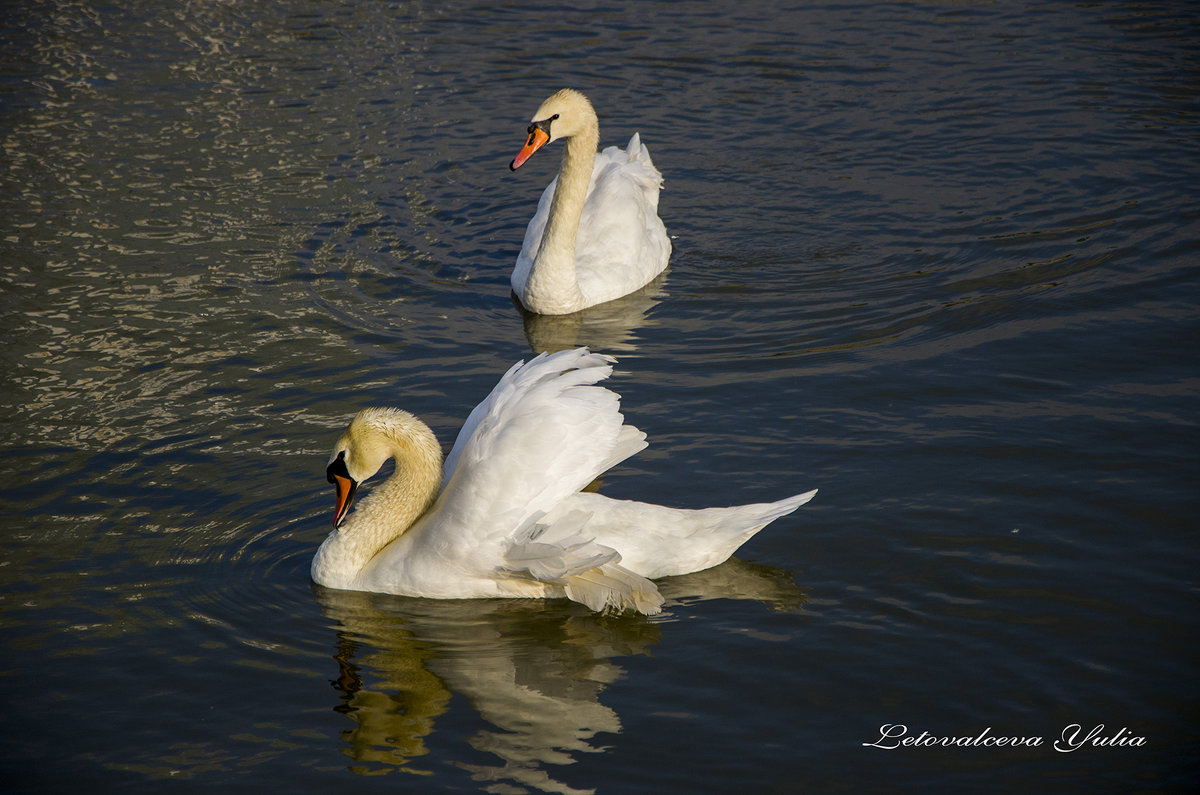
[2,0,1197,791]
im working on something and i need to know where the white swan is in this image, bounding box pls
[312,348,816,615]
[508,89,672,315]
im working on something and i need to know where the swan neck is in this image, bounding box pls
[312,426,443,588]
[525,122,599,313]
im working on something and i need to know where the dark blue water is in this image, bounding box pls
[2,1,1197,791]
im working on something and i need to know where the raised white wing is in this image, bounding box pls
[435,348,646,545]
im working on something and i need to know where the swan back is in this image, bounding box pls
[573,134,670,303]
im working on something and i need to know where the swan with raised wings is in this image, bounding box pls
[508,89,672,315]
[312,348,816,615]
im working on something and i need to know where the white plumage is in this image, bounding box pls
[509,89,672,315]
[312,348,816,615]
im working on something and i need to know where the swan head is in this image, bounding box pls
[325,407,435,529]
[510,88,597,170]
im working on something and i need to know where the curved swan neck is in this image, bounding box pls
[523,119,599,314]
[312,420,443,588]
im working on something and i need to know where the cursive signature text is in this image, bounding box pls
[863,723,1145,752]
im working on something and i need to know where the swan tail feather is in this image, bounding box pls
[610,132,662,188]
[701,488,820,553]
[744,489,819,531]
[625,131,644,159]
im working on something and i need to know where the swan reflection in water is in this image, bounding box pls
[517,271,668,355]
[313,557,806,792]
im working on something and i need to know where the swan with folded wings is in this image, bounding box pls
[509,89,672,315]
[312,348,816,615]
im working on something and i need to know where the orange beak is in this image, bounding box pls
[327,453,358,528]
[510,126,550,171]
[331,472,357,528]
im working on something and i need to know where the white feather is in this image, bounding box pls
[312,348,816,616]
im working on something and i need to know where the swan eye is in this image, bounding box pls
[528,114,559,139]
[327,450,350,484]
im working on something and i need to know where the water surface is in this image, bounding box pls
[2,0,1197,791]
